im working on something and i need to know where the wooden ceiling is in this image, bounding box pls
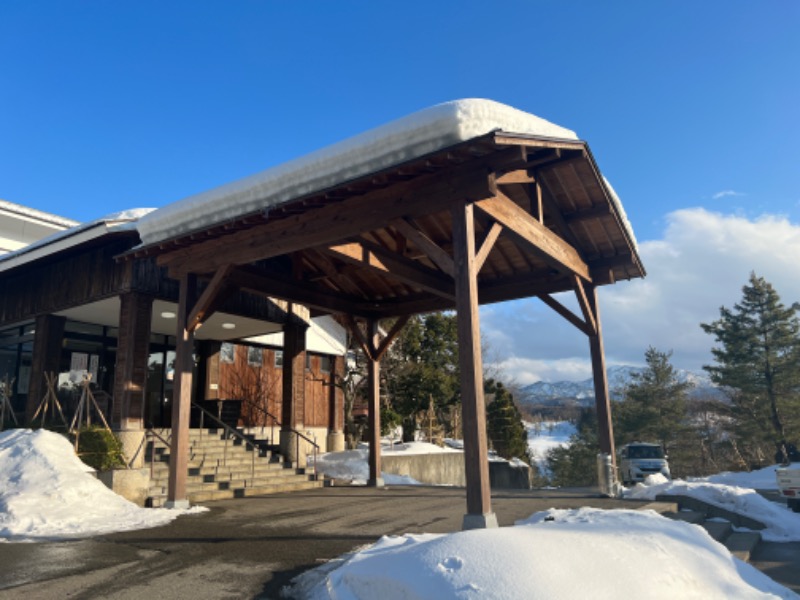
[127,132,644,320]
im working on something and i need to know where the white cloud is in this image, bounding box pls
[712,190,745,200]
[481,208,800,383]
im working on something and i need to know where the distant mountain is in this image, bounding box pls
[519,366,724,408]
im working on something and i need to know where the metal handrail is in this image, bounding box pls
[241,400,319,477]
[191,402,258,479]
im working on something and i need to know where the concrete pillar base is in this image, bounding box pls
[326,430,345,453]
[462,512,499,530]
[367,477,385,488]
[164,499,191,510]
[116,429,146,469]
[98,468,150,507]
[280,430,308,468]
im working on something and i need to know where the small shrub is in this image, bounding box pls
[73,426,126,471]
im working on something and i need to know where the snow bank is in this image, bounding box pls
[0,429,202,541]
[136,99,579,246]
[286,508,796,599]
[691,465,781,490]
[313,449,421,486]
[625,474,800,542]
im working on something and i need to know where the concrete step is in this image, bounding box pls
[148,476,323,506]
[725,532,762,562]
[667,509,705,524]
[700,519,733,542]
[149,469,312,491]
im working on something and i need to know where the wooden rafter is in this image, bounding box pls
[391,218,455,277]
[324,239,455,300]
[227,265,376,318]
[475,190,591,281]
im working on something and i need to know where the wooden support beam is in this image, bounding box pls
[495,170,536,186]
[474,222,503,274]
[585,284,616,463]
[391,218,455,277]
[186,264,234,332]
[366,319,383,487]
[167,272,196,508]
[475,190,591,281]
[533,181,544,224]
[157,153,506,275]
[573,275,598,335]
[537,293,591,336]
[374,315,410,361]
[452,201,496,529]
[227,265,374,318]
[325,239,455,300]
[343,315,376,361]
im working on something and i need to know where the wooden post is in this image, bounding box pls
[280,313,307,466]
[167,273,196,509]
[113,292,153,430]
[326,354,345,452]
[366,319,383,487]
[452,202,497,529]
[586,283,616,462]
[26,314,66,422]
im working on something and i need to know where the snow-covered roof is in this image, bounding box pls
[0,198,80,229]
[136,99,580,246]
[0,209,154,273]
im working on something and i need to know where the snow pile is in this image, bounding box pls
[136,99,579,246]
[314,442,460,485]
[691,465,781,490]
[625,474,800,542]
[285,508,796,599]
[0,429,201,541]
[526,420,575,474]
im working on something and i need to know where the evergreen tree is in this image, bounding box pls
[383,313,460,440]
[485,379,530,463]
[614,347,691,457]
[546,408,598,487]
[701,273,800,464]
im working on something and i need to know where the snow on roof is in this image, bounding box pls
[0,198,80,229]
[136,99,580,246]
[0,208,155,273]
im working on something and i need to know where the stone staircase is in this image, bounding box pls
[656,493,764,561]
[145,428,323,507]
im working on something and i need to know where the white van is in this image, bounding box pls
[619,442,671,485]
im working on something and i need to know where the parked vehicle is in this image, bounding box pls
[776,466,800,513]
[618,442,671,485]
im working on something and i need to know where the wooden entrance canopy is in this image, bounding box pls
[125,102,644,526]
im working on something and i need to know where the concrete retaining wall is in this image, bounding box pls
[382,452,532,489]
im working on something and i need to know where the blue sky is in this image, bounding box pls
[2,2,799,380]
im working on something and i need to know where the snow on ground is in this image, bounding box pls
[0,429,203,542]
[525,420,575,473]
[285,507,797,599]
[690,464,782,490]
[624,474,800,542]
[314,441,462,484]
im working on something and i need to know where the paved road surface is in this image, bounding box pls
[0,486,796,599]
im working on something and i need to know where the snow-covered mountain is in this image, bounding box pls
[519,366,723,407]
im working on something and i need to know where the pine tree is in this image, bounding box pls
[701,273,800,464]
[614,347,691,456]
[485,379,530,463]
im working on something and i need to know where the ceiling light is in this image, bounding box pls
[222,323,236,330]
[161,311,176,319]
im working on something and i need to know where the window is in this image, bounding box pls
[220,342,235,364]
[320,355,333,374]
[274,350,283,368]
[247,346,263,367]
